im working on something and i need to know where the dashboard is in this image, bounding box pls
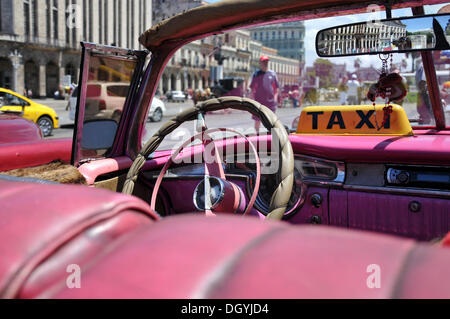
[140,152,450,241]
[141,153,346,218]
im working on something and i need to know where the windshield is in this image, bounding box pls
[142,4,450,151]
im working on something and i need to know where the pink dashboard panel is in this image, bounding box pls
[79,130,450,186]
[326,189,450,241]
[346,191,450,241]
[290,130,450,165]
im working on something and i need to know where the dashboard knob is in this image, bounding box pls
[311,193,323,208]
[397,171,410,184]
[409,201,421,213]
[310,215,322,224]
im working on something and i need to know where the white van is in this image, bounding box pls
[68,83,166,122]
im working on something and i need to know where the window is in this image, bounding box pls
[89,0,93,42]
[52,0,58,40]
[127,0,130,48]
[118,0,123,47]
[113,0,117,45]
[0,92,27,106]
[65,0,70,44]
[83,0,87,41]
[131,0,135,49]
[104,0,108,44]
[32,0,38,39]
[139,0,142,36]
[72,0,77,46]
[107,85,130,97]
[46,0,51,41]
[24,0,31,39]
[99,0,102,43]
[143,0,147,32]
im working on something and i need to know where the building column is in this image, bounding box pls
[176,75,182,91]
[158,80,163,94]
[9,50,23,93]
[60,66,66,87]
[39,64,46,98]
[15,63,25,95]
[167,76,172,93]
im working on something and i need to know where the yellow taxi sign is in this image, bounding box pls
[295,104,413,136]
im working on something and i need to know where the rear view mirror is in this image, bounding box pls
[316,13,450,57]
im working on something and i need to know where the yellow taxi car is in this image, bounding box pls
[0,88,59,137]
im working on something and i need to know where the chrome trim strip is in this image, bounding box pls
[342,184,450,199]
[82,42,137,55]
[142,172,249,181]
[294,154,346,185]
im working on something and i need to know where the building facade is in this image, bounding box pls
[157,29,300,94]
[249,21,305,61]
[0,0,151,97]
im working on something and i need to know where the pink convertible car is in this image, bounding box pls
[1,0,450,299]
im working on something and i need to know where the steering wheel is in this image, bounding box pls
[122,96,295,220]
[149,127,261,216]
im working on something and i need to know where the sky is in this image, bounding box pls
[204,2,448,71]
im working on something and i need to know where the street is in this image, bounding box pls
[44,98,307,143]
[43,96,431,150]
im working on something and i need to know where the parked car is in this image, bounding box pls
[68,84,166,122]
[1,0,450,300]
[165,90,186,102]
[211,77,245,98]
[0,113,42,143]
[148,96,166,122]
[0,88,59,137]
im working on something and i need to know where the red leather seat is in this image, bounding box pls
[2,178,450,299]
[0,179,159,298]
[46,214,450,299]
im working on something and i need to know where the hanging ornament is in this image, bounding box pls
[367,54,408,131]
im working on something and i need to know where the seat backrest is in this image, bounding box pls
[47,215,450,299]
[0,179,159,298]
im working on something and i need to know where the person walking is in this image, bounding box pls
[250,55,280,132]
[415,59,432,124]
[338,76,348,105]
[347,74,360,105]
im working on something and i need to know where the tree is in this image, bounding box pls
[314,58,333,88]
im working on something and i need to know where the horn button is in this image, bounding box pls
[193,176,246,214]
